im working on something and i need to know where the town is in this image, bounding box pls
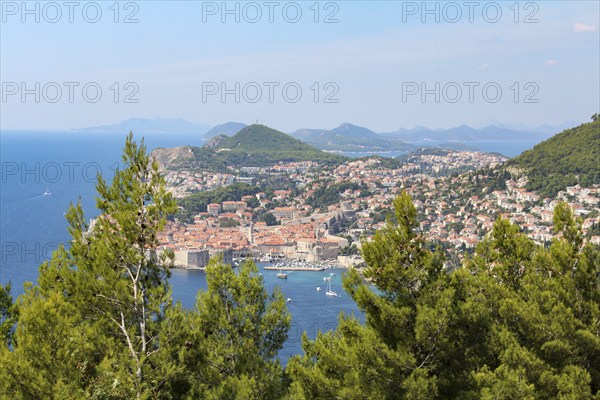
[155,150,600,270]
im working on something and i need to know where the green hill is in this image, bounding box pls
[507,120,600,196]
[152,124,347,172]
[213,124,347,166]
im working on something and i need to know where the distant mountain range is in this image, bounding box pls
[482,121,580,135]
[379,124,555,143]
[75,118,210,135]
[204,122,248,139]
[287,122,562,154]
[290,123,413,152]
[77,118,583,156]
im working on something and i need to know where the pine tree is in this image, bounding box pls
[162,257,290,399]
[462,202,599,398]
[1,133,292,399]
[0,282,16,346]
[287,191,448,398]
[1,133,179,398]
[287,193,600,399]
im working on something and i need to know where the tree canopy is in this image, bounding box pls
[508,120,600,197]
[1,135,598,398]
[0,133,290,399]
[287,191,599,399]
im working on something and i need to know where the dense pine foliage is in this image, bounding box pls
[0,135,290,399]
[1,135,598,399]
[175,182,261,222]
[288,193,599,399]
[306,181,370,208]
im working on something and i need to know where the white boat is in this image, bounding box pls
[316,287,321,292]
[42,188,51,196]
[277,272,288,279]
[286,298,292,303]
[324,277,337,297]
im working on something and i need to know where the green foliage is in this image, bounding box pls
[306,181,369,208]
[1,134,291,399]
[1,133,179,398]
[0,283,17,346]
[339,244,359,256]
[158,125,346,174]
[163,258,291,399]
[246,197,260,209]
[357,156,404,169]
[219,217,241,228]
[176,182,260,222]
[215,124,347,166]
[287,194,600,399]
[153,145,231,174]
[259,212,278,226]
[508,120,600,197]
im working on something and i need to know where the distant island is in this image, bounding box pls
[74,117,210,135]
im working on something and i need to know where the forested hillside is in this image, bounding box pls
[152,124,348,172]
[215,124,348,166]
[508,119,600,196]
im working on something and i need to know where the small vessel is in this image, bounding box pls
[277,272,288,279]
[330,272,335,276]
[324,277,337,297]
[286,298,292,303]
[316,287,321,292]
[43,188,51,196]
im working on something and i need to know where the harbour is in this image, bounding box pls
[262,260,339,271]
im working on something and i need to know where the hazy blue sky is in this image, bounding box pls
[1,1,598,132]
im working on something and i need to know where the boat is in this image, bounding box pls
[324,277,337,297]
[316,287,321,292]
[42,188,51,196]
[277,272,288,279]
[286,298,292,303]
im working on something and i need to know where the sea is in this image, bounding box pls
[0,130,363,362]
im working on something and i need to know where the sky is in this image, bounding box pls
[1,0,599,132]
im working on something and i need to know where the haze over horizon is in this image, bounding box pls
[1,1,598,132]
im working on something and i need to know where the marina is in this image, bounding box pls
[263,260,339,271]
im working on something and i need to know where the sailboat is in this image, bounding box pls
[324,277,337,297]
[42,187,51,196]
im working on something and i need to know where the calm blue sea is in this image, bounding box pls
[0,131,361,361]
